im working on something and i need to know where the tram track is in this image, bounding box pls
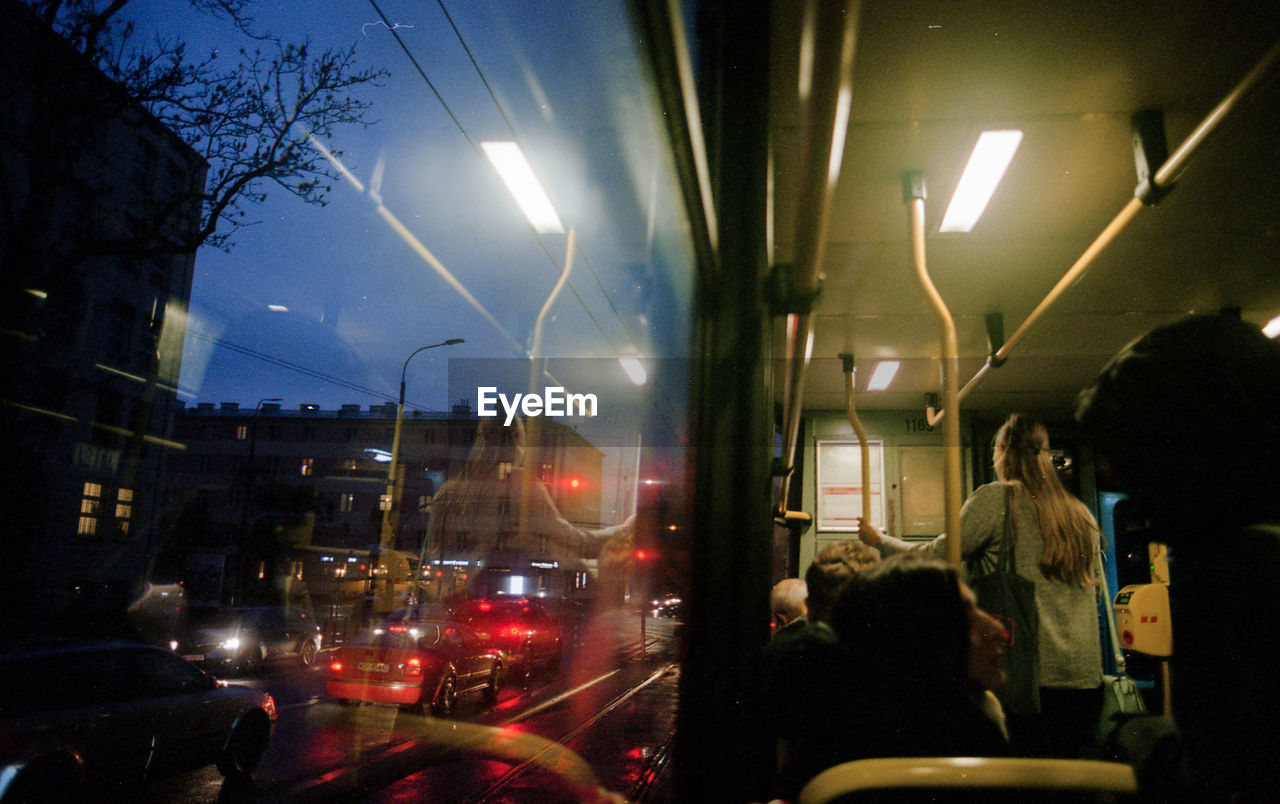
[471,661,678,803]
[269,629,678,802]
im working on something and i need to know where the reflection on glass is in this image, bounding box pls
[1,0,692,800]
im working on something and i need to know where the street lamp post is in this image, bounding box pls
[235,397,282,604]
[378,339,464,566]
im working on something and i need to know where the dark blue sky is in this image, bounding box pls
[128,0,692,417]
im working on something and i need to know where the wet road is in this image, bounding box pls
[138,611,680,802]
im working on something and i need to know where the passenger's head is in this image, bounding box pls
[992,413,1054,485]
[1076,314,1280,541]
[831,554,1005,693]
[770,578,808,627]
[994,412,1099,586]
[804,539,880,624]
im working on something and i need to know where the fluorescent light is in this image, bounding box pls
[867,361,900,390]
[939,130,1023,233]
[1264,314,1280,339]
[481,141,564,234]
[619,357,648,386]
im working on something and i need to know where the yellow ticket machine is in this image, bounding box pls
[1113,582,1172,657]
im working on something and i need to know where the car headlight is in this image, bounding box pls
[221,637,241,651]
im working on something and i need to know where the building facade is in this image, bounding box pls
[0,1,206,618]
[162,402,607,614]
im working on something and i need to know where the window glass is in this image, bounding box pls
[131,648,208,697]
[4,0,695,797]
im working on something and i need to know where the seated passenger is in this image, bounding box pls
[769,577,809,644]
[760,539,879,799]
[1076,313,1280,802]
[791,554,1011,793]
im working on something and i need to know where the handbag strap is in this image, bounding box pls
[1099,560,1128,674]
[1000,484,1018,572]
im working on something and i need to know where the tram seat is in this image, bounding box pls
[797,757,1139,804]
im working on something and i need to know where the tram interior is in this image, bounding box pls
[752,1,1280,800]
[7,0,1280,801]
[771,1,1280,418]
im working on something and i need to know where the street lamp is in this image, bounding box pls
[379,339,464,558]
[235,397,282,604]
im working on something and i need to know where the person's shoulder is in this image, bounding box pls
[1237,524,1280,561]
[974,481,1009,496]
[1241,523,1280,540]
[964,481,1010,510]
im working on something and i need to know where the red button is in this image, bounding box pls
[1123,631,1134,645]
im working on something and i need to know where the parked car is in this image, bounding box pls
[0,641,277,801]
[176,606,322,674]
[452,597,564,679]
[326,620,503,717]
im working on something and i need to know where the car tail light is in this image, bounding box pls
[264,693,278,721]
[404,656,424,678]
[330,661,343,673]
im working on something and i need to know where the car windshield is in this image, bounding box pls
[197,611,249,631]
[352,624,441,651]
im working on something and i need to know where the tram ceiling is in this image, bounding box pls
[771,0,1280,417]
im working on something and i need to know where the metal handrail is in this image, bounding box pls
[776,0,861,513]
[934,37,1280,419]
[840,354,872,522]
[905,174,963,565]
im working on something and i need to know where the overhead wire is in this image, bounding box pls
[366,0,682,442]
[367,0,643,362]
[431,0,645,359]
[187,330,446,411]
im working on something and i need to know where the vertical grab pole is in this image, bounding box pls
[775,0,862,514]
[904,173,962,567]
[840,354,872,522]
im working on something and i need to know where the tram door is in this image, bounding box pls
[1099,491,1161,685]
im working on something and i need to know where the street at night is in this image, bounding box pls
[138,613,679,803]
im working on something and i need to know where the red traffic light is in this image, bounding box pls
[634,549,653,561]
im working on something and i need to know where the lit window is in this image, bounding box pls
[236,424,248,440]
[379,494,391,511]
[539,463,553,482]
[78,482,102,536]
[498,461,514,480]
[300,458,313,476]
[342,458,358,471]
[339,493,354,512]
[115,487,134,529]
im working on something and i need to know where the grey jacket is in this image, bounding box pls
[877,480,1103,689]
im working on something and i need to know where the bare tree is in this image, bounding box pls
[2,0,387,276]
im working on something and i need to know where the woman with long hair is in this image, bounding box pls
[856,413,1103,758]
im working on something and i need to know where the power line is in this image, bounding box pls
[188,330,444,410]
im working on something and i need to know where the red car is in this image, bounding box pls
[326,621,503,717]
[452,598,564,679]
